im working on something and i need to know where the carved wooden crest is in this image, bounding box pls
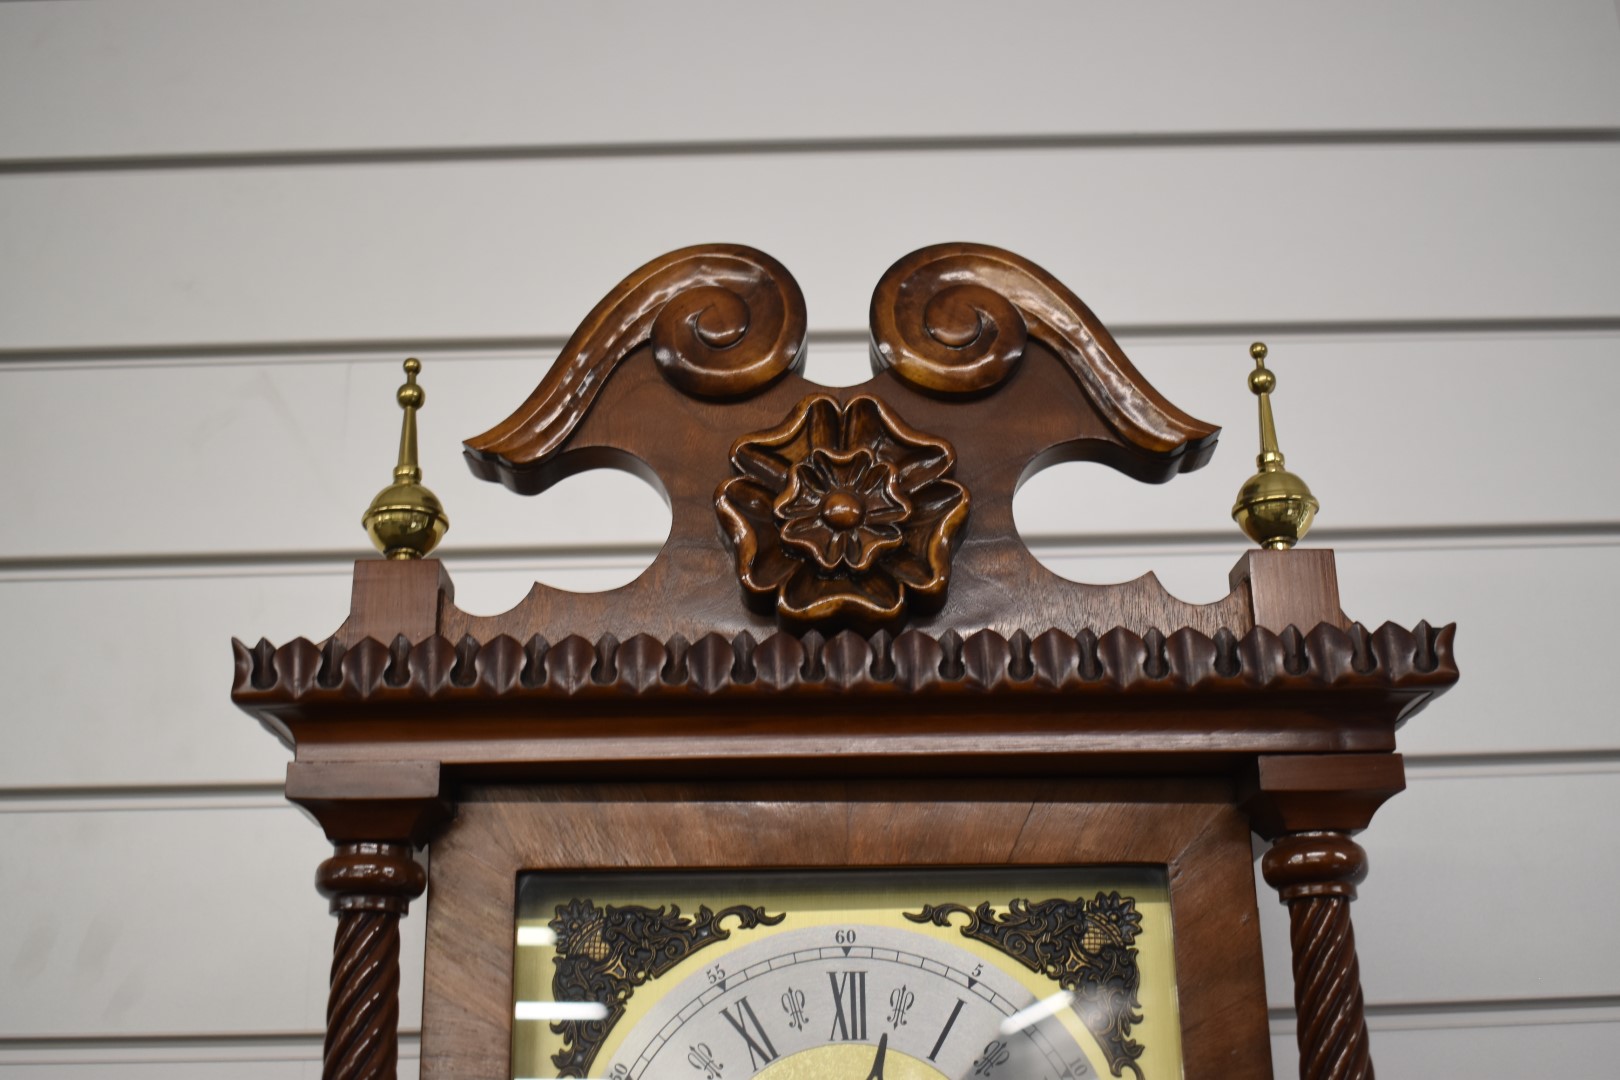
[457,242,1225,640]
[229,241,1459,1080]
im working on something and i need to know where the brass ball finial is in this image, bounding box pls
[362,358,449,559]
[1232,341,1319,549]
[397,358,425,408]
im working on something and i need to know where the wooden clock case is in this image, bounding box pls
[232,243,1457,1080]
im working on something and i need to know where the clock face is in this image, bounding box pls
[512,868,1182,1080]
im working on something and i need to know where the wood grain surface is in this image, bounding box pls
[420,781,1271,1080]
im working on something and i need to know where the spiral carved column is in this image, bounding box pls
[1262,830,1373,1080]
[316,841,428,1080]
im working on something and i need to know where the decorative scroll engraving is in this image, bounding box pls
[548,899,786,1077]
[715,394,970,629]
[906,894,1148,1079]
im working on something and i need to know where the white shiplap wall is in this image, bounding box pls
[2,3,1618,1077]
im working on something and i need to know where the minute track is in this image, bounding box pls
[607,928,1096,1080]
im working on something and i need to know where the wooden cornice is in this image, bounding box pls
[233,621,1455,771]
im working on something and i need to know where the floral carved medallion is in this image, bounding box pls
[716,395,970,628]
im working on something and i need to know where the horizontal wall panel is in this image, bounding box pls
[5,334,1619,564]
[1259,769,1620,1010]
[0,1038,417,1080]
[2,145,1618,353]
[1272,1011,1620,1080]
[1,771,1612,1039]
[0,802,424,1040]
[2,1,1616,163]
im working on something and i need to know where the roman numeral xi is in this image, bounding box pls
[721,996,780,1071]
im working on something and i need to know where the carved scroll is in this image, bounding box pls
[465,243,807,493]
[869,243,1217,470]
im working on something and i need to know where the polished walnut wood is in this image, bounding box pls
[1244,755,1404,1080]
[869,244,1217,466]
[286,763,450,1080]
[232,243,1458,1080]
[1263,833,1373,1080]
[1230,549,1348,634]
[447,242,1245,642]
[317,843,423,1080]
[421,780,1271,1080]
[464,243,807,493]
[236,620,1455,777]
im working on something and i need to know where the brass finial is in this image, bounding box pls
[1232,342,1318,549]
[362,358,449,559]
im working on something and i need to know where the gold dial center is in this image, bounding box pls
[753,1042,947,1080]
[822,491,865,530]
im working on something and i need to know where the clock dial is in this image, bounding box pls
[603,923,1088,1079]
[513,868,1182,1080]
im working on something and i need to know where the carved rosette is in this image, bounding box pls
[716,395,969,628]
[906,893,1147,1079]
[548,899,785,1077]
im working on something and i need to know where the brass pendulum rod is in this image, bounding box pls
[1232,342,1318,549]
[362,358,449,559]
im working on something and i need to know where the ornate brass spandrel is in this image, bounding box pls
[716,394,970,630]
[906,893,1148,1080]
[363,358,449,559]
[1232,342,1318,550]
[547,899,786,1077]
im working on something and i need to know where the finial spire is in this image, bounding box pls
[1231,342,1318,549]
[363,358,449,559]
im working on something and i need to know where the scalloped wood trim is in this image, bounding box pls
[235,620,1454,706]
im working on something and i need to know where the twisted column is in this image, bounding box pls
[1262,831,1372,1080]
[316,841,428,1080]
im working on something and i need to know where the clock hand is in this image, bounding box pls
[862,1032,889,1080]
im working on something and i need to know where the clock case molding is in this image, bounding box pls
[231,242,1457,1080]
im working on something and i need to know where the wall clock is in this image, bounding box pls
[232,242,1457,1080]
[513,866,1178,1080]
